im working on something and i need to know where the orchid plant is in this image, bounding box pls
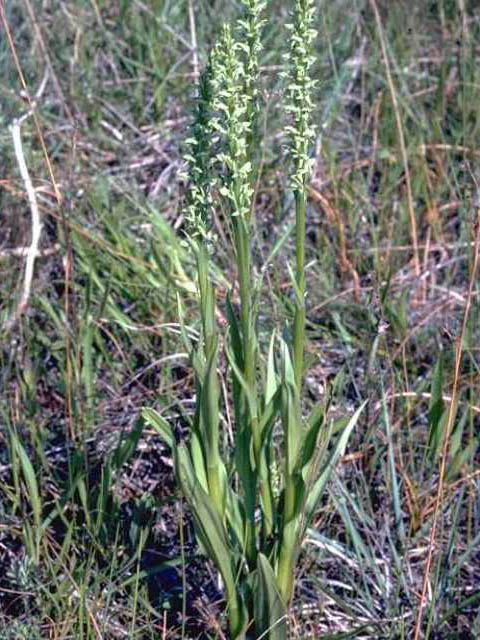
[143,1,364,637]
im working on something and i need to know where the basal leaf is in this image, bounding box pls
[187,482,247,639]
[256,553,287,640]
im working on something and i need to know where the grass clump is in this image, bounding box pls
[144,1,363,638]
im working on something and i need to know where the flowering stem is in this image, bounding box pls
[197,242,216,360]
[278,0,316,610]
[293,188,307,392]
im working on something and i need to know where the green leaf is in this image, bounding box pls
[82,313,94,422]
[285,260,302,308]
[233,422,258,566]
[280,335,295,388]
[329,415,351,436]
[385,290,408,339]
[225,484,247,551]
[201,337,220,457]
[174,442,197,499]
[13,435,42,537]
[191,346,206,382]
[305,401,366,520]
[292,473,306,521]
[234,423,257,514]
[259,386,282,443]
[190,430,208,492]
[77,476,92,529]
[265,332,278,405]
[281,381,301,476]
[331,311,354,347]
[226,295,245,429]
[225,335,257,421]
[197,244,216,358]
[142,408,175,449]
[226,294,244,370]
[95,462,112,535]
[449,407,468,462]
[447,437,478,481]
[427,356,445,462]
[112,416,144,470]
[381,384,404,541]
[186,481,247,639]
[297,411,323,475]
[308,400,325,431]
[256,554,287,640]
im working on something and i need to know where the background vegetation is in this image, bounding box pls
[1,0,479,638]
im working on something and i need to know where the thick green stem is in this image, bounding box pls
[277,188,308,606]
[203,345,223,514]
[235,220,255,393]
[197,244,216,359]
[197,244,224,515]
[234,216,274,537]
[293,189,306,394]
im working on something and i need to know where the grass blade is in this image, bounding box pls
[305,401,366,520]
[13,434,42,564]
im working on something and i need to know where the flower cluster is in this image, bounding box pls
[237,0,267,135]
[183,0,266,241]
[283,0,317,191]
[210,24,254,222]
[183,58,217,249]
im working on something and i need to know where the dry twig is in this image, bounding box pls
[3,121,43,332]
